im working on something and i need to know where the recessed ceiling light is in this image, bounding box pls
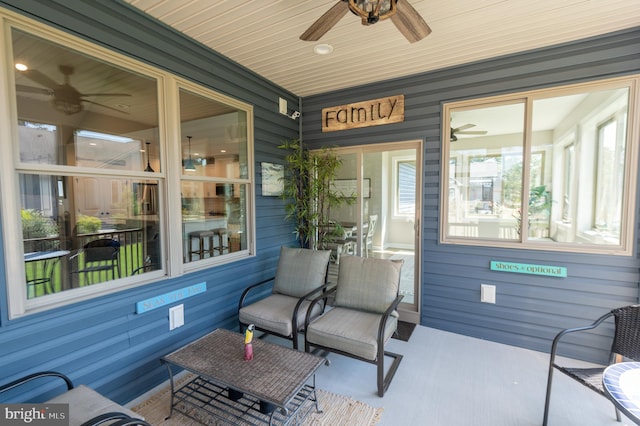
[313,44,333,55]
[15,63,28,71]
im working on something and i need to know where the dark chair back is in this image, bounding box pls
[83,238,120,263]
[611,305,640,361]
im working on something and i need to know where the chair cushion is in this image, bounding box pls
[306,307,398,360]
[46,385,143,425]
[334,256,403,314]
[239,294,324,337]
[272,247,331,297]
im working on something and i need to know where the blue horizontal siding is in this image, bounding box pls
[0,0,298,406]
[303,26,640,364]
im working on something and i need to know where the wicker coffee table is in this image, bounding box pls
[161,328,326,425]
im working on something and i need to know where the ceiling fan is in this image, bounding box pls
[16,65,131,115]
[450,124,488,142]
[300,0,431,43]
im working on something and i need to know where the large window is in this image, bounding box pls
[441,77,639,254]
[2,21,254,317]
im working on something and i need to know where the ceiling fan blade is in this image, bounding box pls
[20,69,60,90]
[454,123,476,132]
[81,93,132,97]
[458,131,487,135]
[300,1,349,41]
[82,99,129,114]
[391,0,432,43]
[16,84,51,95]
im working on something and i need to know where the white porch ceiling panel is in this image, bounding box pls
[124,0,640,97]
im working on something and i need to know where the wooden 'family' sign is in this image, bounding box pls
[322,94,404,132]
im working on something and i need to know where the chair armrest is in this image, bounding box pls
[80,412,150,426]
[238,277,275,311]
[304,286,338,329]
[378,295,404,346]
[548,311,613,364]
[292,283,331,332]
[0,371,74,395]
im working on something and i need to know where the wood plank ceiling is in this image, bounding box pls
[124,0,640,97]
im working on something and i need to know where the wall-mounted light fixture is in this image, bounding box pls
[184,136,196,171]
[144,141,154,172]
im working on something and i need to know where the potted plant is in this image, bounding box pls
[279,139,352,249]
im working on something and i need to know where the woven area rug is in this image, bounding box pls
[132,375,382,426]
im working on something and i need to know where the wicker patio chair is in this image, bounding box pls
[542,304,640,425]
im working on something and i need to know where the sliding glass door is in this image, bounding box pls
[325,140,422,322]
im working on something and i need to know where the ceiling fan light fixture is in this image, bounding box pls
[313,43,334,55]
[348,0,396,24]
[52,98,82,115]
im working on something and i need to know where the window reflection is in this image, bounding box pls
[21,175,162,298]
[179,88,249,263]
[13,28,162,298]
[447,103,524,239]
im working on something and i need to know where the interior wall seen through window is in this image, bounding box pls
[442,80,637,254]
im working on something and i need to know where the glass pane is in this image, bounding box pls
[324,153,358,261]
[532,87,629,245]
[13,29,160,171]
[397,161,416,216]
[179,89,248,178]
[181,181,248,262]
[179,87,250,265]
[21,174,162,298]
[447,103,525,239]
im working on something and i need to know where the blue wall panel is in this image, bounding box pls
[302,27,640,364]
[0,0,297,405]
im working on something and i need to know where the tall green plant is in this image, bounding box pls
[279,139,351,249]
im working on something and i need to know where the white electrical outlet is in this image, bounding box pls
[279,97,287,114]
[169,304,184,330]
[481,284,496,304]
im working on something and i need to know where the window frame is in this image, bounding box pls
[0,12,255,318]
[440,76,640,256]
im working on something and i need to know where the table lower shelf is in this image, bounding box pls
[170,375,320,425]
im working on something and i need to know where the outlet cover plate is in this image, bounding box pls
[169,304,184,330]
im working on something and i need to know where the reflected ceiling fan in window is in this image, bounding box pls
[300,0,431,43]
[16,65,131,115]
[450,124,488,141]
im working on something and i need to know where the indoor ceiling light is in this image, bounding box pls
[184,136,196,171]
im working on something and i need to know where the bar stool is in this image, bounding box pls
[188,230,215,261]
[212,228,228,255]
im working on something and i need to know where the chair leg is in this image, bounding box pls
[378,351,403,397]
[543,363,557,426]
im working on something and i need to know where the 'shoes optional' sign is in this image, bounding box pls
[322,95,404,132]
